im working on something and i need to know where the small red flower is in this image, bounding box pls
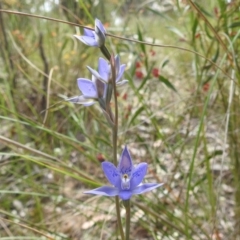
[152,68,160,78]
[135,70,144,79]
[195,33,201,38]
[135,61,141,68]
[97,153,105,162]
[203,83,210,92]
[124,105,132,119]
[122,93,128,100]
[214,7,219,18]
[150,50,156,56]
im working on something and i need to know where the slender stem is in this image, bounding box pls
[115,196,124,240]
[110,55,124,240]
[110,54,119,165]
[124,200,131,240]
[0,10,233,80]
[100,45,111,61]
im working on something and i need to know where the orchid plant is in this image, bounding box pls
[68,18,163,240]
[85,146,163,200]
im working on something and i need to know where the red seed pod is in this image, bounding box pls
[135,61,141,68]
[135,70,144,79]
[152,68,160,78]
[150,49,156,56]
[203,83,210,92]
[97,153,105,162]
[195,33,201,38]
[122,93,128,100]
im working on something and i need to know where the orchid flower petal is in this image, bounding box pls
[98,58,110,82]
[74,35,98,47]
[102,162,121,188]
[83,28,95,37]
[95,78,106,98]
[82,101,96,106]
[87,66,107,83]
[132,183,164,195]
[84,186,119,197]
[130,163,148,190]
[118,146,133,175]
[119,190,133,200]
[66,95,96,106]
[116,64,126,82]
[94,19,106,47]
[115,55,120,75]
[116,79,128,87]
[95,18,106,34]
[77,78,98,98]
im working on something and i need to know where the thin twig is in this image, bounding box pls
[42,67,56,126]
[110,55,125,240]
[0,217,54,240]
[0,9,234,81]
[38,33,49,111]
[0,135,58,161]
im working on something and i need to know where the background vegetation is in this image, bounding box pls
[0,0,240,239]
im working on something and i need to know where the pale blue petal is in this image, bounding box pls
[95,19,106,34]
[94,19,105,47]
[74,35,98,47]
[130,163,148,190]
[87,66,107,83]
[66,95,96,106]
[132,183,164,195]
[84,186,119,197]
[102,162,121,188]
[119,190,132,200]
[83,101,96,106]
[95,77,106,99]
[116,64,126,82]
[115,55,120,75]
[77,78,97,98]
[98,58,110,82]
[116,80,128,87]
[94,28,105,46]
[83,28,94,37]
[117,146,133,175]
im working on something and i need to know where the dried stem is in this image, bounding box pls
[38,33,49,111]
[110,55,124,240]
[123,200,131,240]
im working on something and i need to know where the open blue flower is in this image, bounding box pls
[85,146,164,200]
[67,56,127,106]
[87,55,128,86]
[67,75,106,106]
[74,19,106,47]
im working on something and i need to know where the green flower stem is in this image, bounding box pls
[110,55,124,240]
[123,200,131,240]
[100,45,111,61]
[115,196,125,240]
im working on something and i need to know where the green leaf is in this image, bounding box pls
[161,59,169,69]
[128,106,144,126]
[158,76,177,92]
[192,17,198,42]
[137,25,146,55]
[146,7,172,21]
[228,22,240,28]
[195,2,213,17]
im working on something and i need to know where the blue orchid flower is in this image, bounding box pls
[85,146,164,200]
[67,75,105,107]
[67,56,127,106]
[74,19,106,47]
[87,56,128,86]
